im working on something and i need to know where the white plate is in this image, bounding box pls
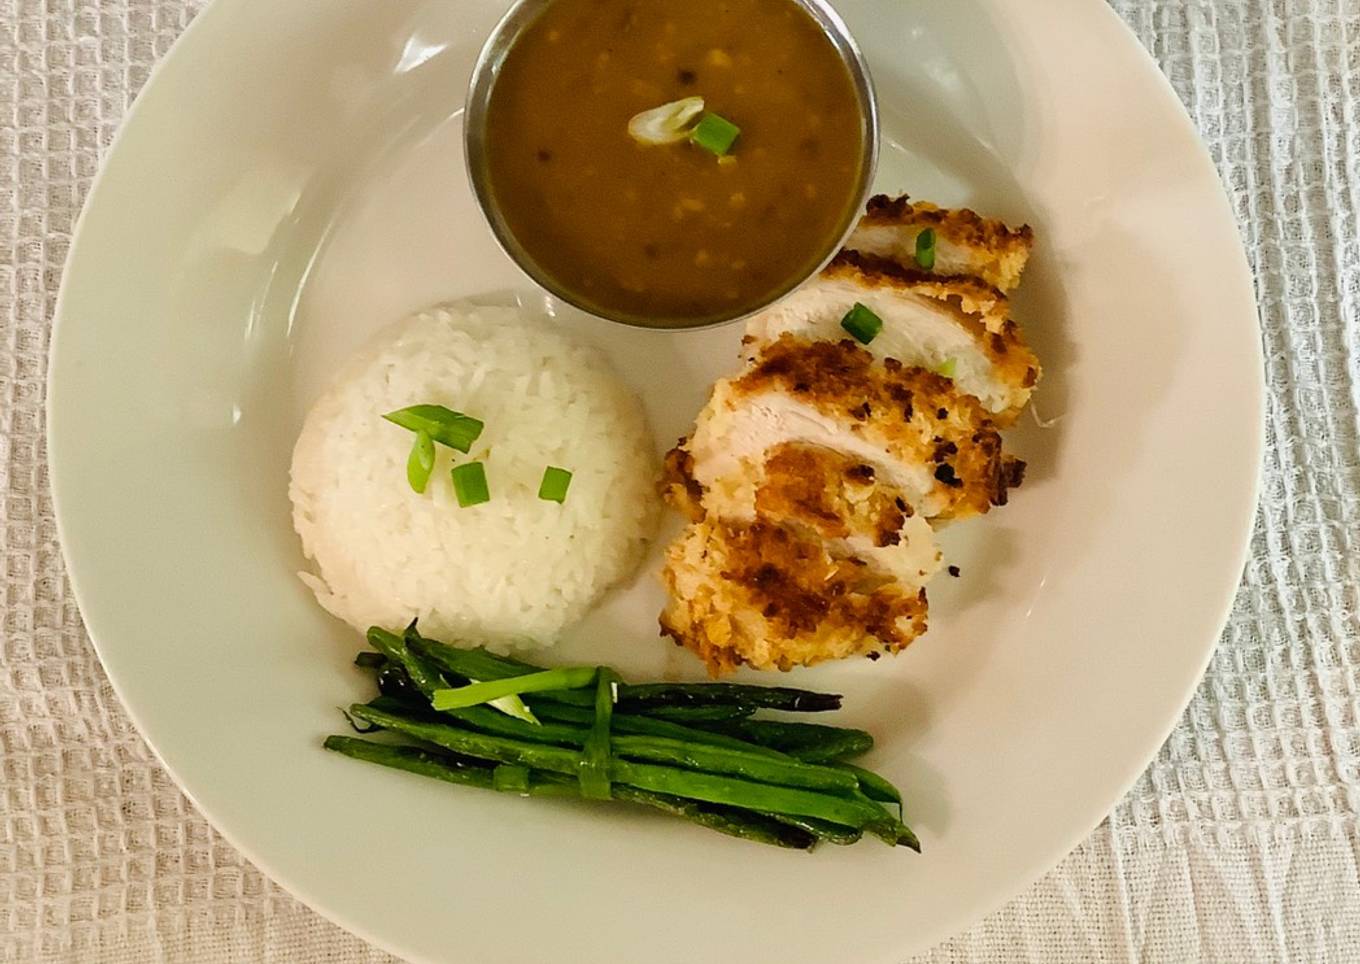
[48,1,1263,961]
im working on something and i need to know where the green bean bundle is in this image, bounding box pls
[329,625,919,852]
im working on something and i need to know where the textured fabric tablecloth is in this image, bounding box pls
[4,0,1359,960]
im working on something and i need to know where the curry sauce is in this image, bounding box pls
[484,0,867,327]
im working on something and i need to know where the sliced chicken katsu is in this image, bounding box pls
[685,335,1025,523]
[659,195,1039,675]
[663,441,942,586]
[660,517,930,673]
[846,194,1034,293]
[745,252,1040,425]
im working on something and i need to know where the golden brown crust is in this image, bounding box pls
[823,252,1041,420]
[851,194,1034,292]
[659,518,929,674]
[731,336,1020,518]
[827,250,1009,327]
[862,194,1034,242]
[660,442,705,521]
[660,194,1040,674]
[755,444,908,547]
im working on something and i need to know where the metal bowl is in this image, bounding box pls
[463,0,879,331]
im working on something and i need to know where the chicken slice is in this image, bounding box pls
[846,194,1034,293]
[663,441,943,587]
[686,336,1025,522]
[660,517,930,674]
[745,252,1040,425]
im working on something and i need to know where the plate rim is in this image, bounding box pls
[46,0,1266,959]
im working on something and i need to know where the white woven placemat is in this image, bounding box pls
[4,0,1359,960]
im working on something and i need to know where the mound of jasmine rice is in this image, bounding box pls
[290,302,657,649]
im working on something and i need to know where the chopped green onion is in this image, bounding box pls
[935,358,957,379]
[489,696,539,724]
[384,404,484,453]
[406,429,436,493]
[538,466,573,503]
[431,667,598,711]
[480,685,540,725]
[492,764,531,794]
[580,667,616,800]
[915,228,937,270]
[840,302,883,345]
[450,461,490,507]
[628,96,705,145]
[691,112,741,156]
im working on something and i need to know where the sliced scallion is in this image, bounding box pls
[483,687,540,725]
[492,764,531,794]
[450,461,490,508]
[538,466,573,503]
[628,96,705,145]
[691,112,741,156]
[406,429,436,493]
[935,358,957,379]
[840,302,883,345]
[915,228,937,270]
[431,667,598,711]
[384,404,484,453]
[580,667,616,800]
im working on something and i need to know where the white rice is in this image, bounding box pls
[289,302,657,649]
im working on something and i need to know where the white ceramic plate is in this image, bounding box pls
[48,1,1263,961]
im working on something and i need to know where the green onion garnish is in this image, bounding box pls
[579,667,616,800]
[628,96,705,145]
[840,302,883,345]
[431,667,598,711]
[691,112,741,156]
[450,461,490,508]
[492,764,531,794]
[384,404,484,453]
[487,690,540,724]
[538,466,573,503]
[406,429,435,493]
[915,228,937,270]
[935,358,957,379]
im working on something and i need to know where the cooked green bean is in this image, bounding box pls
[838,763,903,812]
[617,682,840,713]
[338,629,918,851]
[610,735,860,794]
[401,630,840,714]
[531,702,783,755]
[349,704,907,835]
[366,627,448,699]
[699,718,874,762]
[357,702,854,793]
[324,736,816,849]
[763,813,863,846]
[643,705,756,723]
[608,759,895,831]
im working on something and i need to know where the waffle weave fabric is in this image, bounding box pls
[3,1,1358,960]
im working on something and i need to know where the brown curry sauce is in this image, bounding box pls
[484,0,865,327]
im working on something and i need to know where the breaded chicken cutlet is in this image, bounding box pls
[745,253,1040,426]
[661,195,1039,674]
[687,336,1023,522]
[660,518,930,674]
[848,194,1035,293]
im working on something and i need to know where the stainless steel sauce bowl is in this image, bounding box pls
[463,0,879,331]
